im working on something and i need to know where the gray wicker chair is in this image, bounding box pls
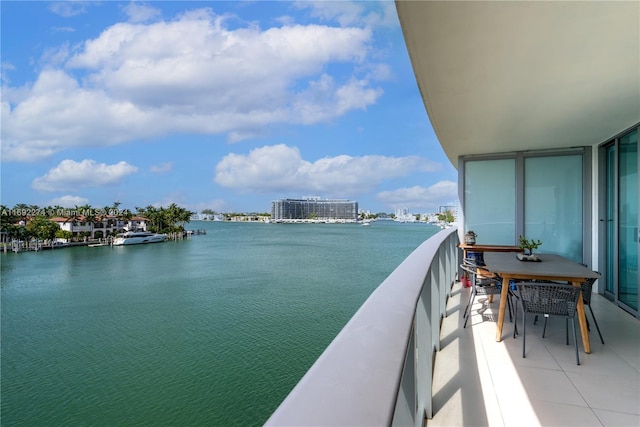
[513,282,583,365]
[580,274,604,344]
[536,274,604,345]
[460,262,504,328]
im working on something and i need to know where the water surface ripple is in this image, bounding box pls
[1,221,439,426]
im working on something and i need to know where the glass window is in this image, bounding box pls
[524,155,583,261]
[464,159,516,245]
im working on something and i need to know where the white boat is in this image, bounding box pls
[112,231,167,246]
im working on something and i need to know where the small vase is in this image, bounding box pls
[517,252,539,262]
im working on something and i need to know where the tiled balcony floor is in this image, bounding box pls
[428,281,640,427]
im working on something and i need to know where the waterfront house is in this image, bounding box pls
[49,215,148,239]
[124,216,148,232]
[49,217,96,239]
[267,2,639,426]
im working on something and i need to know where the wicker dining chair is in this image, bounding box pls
[580,274,604,344]
[460,262,504,328]
[536,272,604,345]
[513,282,583,365]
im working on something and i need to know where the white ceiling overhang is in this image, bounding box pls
[396,1,640,167]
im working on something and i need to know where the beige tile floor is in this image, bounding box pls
[428,281,640,427]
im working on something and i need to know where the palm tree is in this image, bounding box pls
[157,207,166,232]
[165,203,179,227]
[1,205,20,242]
[80,204,96,239]
[142,205,161,232]
[64,206,81,225]
[178,208,194,229]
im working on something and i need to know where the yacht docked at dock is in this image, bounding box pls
[112,230,167,246]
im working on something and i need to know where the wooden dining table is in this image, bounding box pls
[458,243,522,260]
[483,252,601,353]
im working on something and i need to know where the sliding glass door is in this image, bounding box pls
[602,129,638,314]
[605,145,616,295]
[618,131,638,311]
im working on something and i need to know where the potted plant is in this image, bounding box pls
[517,235,542,261]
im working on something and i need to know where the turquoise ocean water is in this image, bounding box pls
[1,220,440,426]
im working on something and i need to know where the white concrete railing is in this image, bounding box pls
[265,227,459,427]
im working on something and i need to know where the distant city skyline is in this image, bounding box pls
[1,1,459,214]
[3,197,452,217]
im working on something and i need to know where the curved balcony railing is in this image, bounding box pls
[265,227,459,427]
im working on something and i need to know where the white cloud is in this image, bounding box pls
[275,15,296,26]
[295,1,367,27]
[294,1,398,29]
[214,144,441,197]
[40,43,72,68]
[32,159,138,192]
[2,8,387,161]
[367,63,392,81]
[149,162,173,174]
[3,70,153,162]
[122,3,161,23]
[1,62,15,84]
[49,2,89,18]
[377,181,459,211]
[45,195,90,208]
[292,74,383,123]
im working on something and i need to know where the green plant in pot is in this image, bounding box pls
[518,235,542,256]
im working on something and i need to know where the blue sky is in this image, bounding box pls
[1,1,458,214]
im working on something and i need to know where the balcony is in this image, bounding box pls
[267,229,639,426]
[431,275,639,426]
